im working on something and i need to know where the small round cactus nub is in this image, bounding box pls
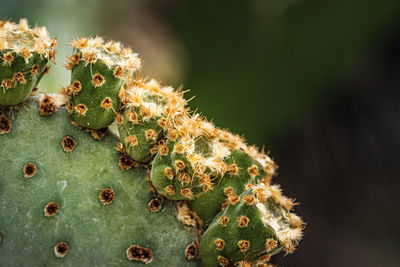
[190,148,276,225]
[118,79,187,162]
[63,36,142,129]
[150,124,226,201]
[199,182,304,266]
[0,19,56,105]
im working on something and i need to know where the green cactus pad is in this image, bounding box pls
[63,37,142,129]
[0,99,199,266]
[199,183,304,266]
[0,19,55,105]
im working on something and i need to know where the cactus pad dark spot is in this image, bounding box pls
[54,242,69,258]
[61,136,76,152]
[148,197,162,212]
[39,95,57,116]
[44,202,59,217]
[23,163,37,178]
[99,188,115,205]
[118,154,134,170]
[126,245,153,264]
[0,114,12,134]
[185,242,198,260]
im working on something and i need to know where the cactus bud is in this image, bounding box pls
[200,183,304,266]
[0,19,56,105]
[65,37,141,129]
[118,79,188,162]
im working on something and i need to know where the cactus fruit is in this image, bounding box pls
[1,18,304,266]
[189,148,276,225]
[0,19,55,106]
[0,99,198,266]
[62,37,142,129]
[117,79,188,163]
[199,182,304,266]
[150,134,215,201]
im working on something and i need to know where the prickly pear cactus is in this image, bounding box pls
[0,100,199,266]
[0,19,55,105]
[1,18,305,266]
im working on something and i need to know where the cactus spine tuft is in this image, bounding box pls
[0,19,55,105]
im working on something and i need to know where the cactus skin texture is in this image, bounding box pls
[0,19,55,105]
[199,182,304,266]
[63,37,141,130]
[0,100,198,266]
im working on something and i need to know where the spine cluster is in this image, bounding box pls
[0,19,55,105]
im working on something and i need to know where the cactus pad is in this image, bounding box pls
[0,99,198,266]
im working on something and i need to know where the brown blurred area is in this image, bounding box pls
[2,0,400,265]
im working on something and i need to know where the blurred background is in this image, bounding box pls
[2,0,400,266]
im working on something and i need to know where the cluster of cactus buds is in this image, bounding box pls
[0,18,304,266]
[117,75,304,265]
[0,19,55,105]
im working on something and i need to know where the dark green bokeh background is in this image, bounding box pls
[2,0,400,266]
